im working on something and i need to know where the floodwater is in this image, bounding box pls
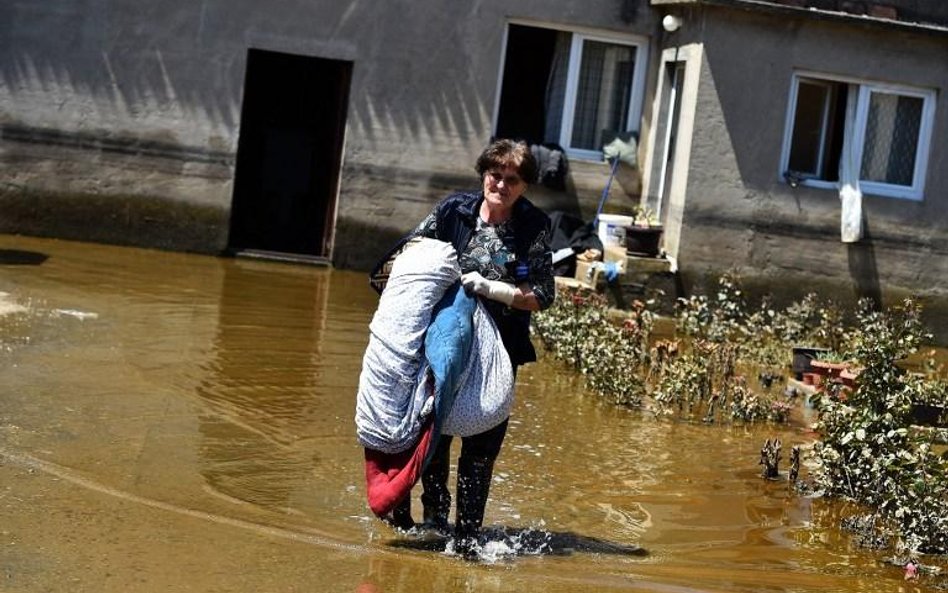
[0,234,943,593]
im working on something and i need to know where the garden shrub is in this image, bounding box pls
[813,298,948,554]
[534,277,948,557]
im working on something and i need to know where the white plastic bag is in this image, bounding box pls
[840,183,863,243]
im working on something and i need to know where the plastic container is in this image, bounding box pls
[596,214,635,248]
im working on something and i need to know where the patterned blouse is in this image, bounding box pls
[412,202,555,310]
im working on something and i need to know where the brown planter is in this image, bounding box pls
[811,360,848,379]
[625,225,663,257]
[802,372,822,386]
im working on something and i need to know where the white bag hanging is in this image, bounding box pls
[838,85,863,243]
[840,183,862,243]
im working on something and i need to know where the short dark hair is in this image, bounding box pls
[475,139,538,185]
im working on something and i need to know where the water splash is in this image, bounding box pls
[0,291,28,316]
[51,308,99,321]
[441,523,555,563]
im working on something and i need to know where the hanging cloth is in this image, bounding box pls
[838,85,863,243]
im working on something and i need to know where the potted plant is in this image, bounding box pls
[625,206,663,257]
[810,350,850,379]
[791,345,830,380]
[809,350,861,397]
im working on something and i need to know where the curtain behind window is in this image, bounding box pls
[543,32,571,145]
[860,92,922,187]
[571,41,635,151]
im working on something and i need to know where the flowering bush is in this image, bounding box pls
[812,298,948,554]
[536,276,948,558]
[535,280,793,424]
[532,287,649,406]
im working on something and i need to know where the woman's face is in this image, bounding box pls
[482,164,526,211]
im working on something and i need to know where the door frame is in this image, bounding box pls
[227,48,352,264]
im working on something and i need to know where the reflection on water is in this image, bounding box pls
[1,234,946,593]
[196,258,330,510]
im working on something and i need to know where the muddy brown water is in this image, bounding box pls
[1,235,944,593]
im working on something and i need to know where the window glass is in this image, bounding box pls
[788,81,830,175]
[543,32,572,144]
[495,25,646,161]
[783,74,933,199]
[570,40,636,151]
[860,91,922,186]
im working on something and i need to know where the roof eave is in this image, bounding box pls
[650,0,948,36]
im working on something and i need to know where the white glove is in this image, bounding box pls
[460,271,516,306]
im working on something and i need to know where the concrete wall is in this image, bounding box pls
[669,5,948,334]
[0,0,658,264]
[0,1,242,252]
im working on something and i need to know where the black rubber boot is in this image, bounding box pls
[383,496,415,531]
[454,456,495,559]
[420,438,452,532]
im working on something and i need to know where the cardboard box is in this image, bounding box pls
[604,244,627,265]
[574,259,602,287]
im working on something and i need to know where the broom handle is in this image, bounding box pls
[593,156,622,227]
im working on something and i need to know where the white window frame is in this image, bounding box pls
[558,32,649,162]
[780,72,936,201]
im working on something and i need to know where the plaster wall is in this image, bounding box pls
[0,0,658,265]
[671,5,948,330]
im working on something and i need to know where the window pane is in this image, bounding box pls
[860,92,922,186]
[544,32,572,144]
[788,81,829,175]
[570,40,635,151]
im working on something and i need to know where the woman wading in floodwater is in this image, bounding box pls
[388,139,555,556]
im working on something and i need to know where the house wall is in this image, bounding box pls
[0,0,658,265]
[671,5,948,334]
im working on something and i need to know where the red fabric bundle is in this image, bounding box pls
[363,417,435,517]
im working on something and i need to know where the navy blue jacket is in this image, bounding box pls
[371,192,552,366]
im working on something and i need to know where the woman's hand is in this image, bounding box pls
[460,272,515,306]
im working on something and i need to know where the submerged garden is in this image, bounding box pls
[532,274,948,569]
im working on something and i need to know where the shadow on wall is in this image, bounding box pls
[846,216,882,308]
[0,3,489,150]
[0,7,241,136]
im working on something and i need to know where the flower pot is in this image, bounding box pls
[810,360,848,379]
[802,372,821,386]
[791,346,830,379]
[624,225,663,257]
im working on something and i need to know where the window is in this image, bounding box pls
[495,24,648,161]
[781,74,936,200]
[567,38,637,153]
